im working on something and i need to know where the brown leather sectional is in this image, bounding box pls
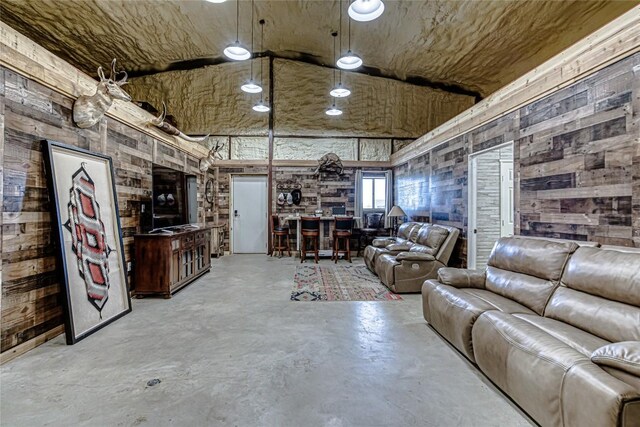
[423,236,640,427]
[364,222,460,293]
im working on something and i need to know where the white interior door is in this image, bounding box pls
[500,161,515,237]
[232,175,268,254]
[468,143,514,270]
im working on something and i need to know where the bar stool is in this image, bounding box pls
[333,216,353,263]
[300,216,320,263]
[270,214,291,258]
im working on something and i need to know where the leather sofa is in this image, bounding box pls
[422,236,640,427]
[364,221,460,293]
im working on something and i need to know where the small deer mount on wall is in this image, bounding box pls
[314,152,344,175]
[149,102,210,144]
[73,59,131,128]
[199,140,225,172]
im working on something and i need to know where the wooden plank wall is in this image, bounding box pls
[393,53,640,265]
[0,66,206,362]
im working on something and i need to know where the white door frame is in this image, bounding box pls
[468,141,514,269]
[229,173,269,254]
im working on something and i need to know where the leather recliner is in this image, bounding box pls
[368,223,460,293]
[363,222,422,271]
[422,236,640,427]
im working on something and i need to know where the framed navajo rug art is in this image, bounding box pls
[43,140,131,344]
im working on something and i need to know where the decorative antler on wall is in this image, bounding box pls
[149,102,210,144]
[314,152,344,175]
[73,59,131,128]
[199,140,225,172]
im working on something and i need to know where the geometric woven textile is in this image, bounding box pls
[64,163,112,313]
[291,264,402,301]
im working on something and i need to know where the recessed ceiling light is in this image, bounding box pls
[253,101,270,112]
[348,0,385,22]
[241,81,263,93]
[336,51,362,70]
[326,106,343,116]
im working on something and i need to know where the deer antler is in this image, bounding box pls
[149,102,209,143]
[97,66,106,81]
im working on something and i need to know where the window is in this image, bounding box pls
[363,176,386,210]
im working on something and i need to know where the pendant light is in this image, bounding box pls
[253,20,270,113]
[205,0,226,3]
[326,104,343,116]
[241,0,262,93]
[337,0,362,70]
[224,0,251,61]
[330,32,351,98]
[348,0,385,22]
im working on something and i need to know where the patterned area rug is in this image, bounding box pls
[291,264,403,301]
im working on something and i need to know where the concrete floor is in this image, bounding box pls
[1,255,533,427]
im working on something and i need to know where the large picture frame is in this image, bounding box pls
[43,140,131,344]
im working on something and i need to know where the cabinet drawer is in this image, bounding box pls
[181,235,194,247]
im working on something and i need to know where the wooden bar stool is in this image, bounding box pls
[270,214,291,257]
[333,216,353,263]
[300,216,320,263]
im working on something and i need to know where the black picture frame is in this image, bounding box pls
[43,140,132,344]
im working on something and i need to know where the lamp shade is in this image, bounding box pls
[387,205,406,217]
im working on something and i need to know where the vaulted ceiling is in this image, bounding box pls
[1,0,636,98]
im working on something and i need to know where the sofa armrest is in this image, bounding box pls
[591,342,640,377]
[396,252,436,262]
[372,238,395,248]
[437,268,486,289]
[386,243,413,252]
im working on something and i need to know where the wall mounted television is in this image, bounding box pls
[151,165,198,230]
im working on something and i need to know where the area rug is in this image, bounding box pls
[290,264,403,301]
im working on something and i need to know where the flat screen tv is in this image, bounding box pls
[152,165,198,229]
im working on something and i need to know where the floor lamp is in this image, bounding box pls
[387,205,407,236]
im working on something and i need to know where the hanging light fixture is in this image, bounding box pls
[348,0,385,22]
[330,32,351,98]
[253,19,270,113]
[224,0,251,61]
[241,0,262,93]
[205,0,226,3]
[337,0,363,70]
[326,104,343,116]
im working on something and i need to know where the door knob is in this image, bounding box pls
[234,210,239,217]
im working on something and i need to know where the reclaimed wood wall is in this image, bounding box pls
[394,53,640,266]
[0,66,206,362]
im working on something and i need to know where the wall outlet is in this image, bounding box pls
[127,262,132,272]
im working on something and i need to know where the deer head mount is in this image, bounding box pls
[149,102,210,144]
[73,59,131,129]
[199,139,225,172]
[314,152,344,175]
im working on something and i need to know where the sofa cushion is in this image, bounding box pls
[397,222,417,240]
[591,342,640,377]
[407,224,423,243]
[545,287,640,342]
[512,313,609,357]
[485,267,557,315]
[414,224,449,251]
[438,268,486,289]
[423,284,534,361]
[488,236,578,281]
[472,311,591,427]
[561,246,640,307]
[409,245,437,255]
